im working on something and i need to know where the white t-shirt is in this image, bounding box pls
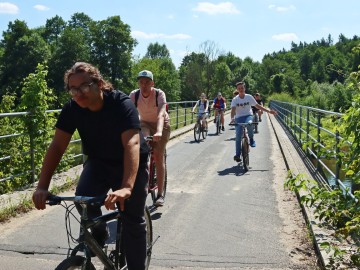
[197,99,208,113]
[129,88,169,124]
[231,94,257,117]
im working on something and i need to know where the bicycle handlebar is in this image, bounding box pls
[46,194,107,207]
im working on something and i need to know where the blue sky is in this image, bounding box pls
[0,1,360,68]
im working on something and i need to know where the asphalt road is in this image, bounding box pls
[0,115,316,270]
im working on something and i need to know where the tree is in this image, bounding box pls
[47,27,91,103]
[91,16,137,90]
[0,23,50,98]
[178,52,206,100]
[145,42,170,59]
[42,15,66,51]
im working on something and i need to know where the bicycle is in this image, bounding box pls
[229,121,257,172]
[47,194,154,270]
[192,112,208,142]
[214,108,224,135]
[145,136,168,205]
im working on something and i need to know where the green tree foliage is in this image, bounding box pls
[178,52,206,100]
[91,16,137,90]
[145,42,170,59]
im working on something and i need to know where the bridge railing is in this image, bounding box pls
[0,99,233,194]
[269,100,354,199]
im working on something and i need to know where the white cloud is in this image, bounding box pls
[33,4,49,11]
[268,4,296,12]
[132,31,191,40]
[167,14,175,19]
[272,33,299,41]
[0,2,19,14]
[193,2,240,15]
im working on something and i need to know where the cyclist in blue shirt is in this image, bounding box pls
[212,92,226,131]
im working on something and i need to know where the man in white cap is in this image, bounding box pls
[129,70,170,206]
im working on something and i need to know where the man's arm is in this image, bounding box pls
[33,128,72,210]
[153,104,166,141]
[231,107,236,120]
[255,104,277,115]
[104,129,140,211]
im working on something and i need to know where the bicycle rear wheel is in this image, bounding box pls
[55,255,95,270]
[216,116,220,135]
[242,137,249,172]
[150,151,168,204]
[193,123,201,142]
[202,121,208,139]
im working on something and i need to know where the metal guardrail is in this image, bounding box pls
[0,99,232,192]
[270,100,355,199]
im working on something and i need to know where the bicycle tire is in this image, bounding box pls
[119,207,153,270]
[202,121,208,139]
[216,116,220,135]
[150,151,167,204]
[193,122,201,142]
[55,255,96,270]
[242,137,249,172]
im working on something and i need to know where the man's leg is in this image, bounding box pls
[221,111,225,130]
[246,115,256,147]
[122,164,148,270]
[153,125,170,206]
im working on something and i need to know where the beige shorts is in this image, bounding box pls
[140,121,171,152]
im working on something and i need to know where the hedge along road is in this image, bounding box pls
[0,113,318,270]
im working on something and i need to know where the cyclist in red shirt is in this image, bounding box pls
[212,92,226,131]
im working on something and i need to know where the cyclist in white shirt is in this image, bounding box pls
[192,93,209,130]
[230,81,276,162]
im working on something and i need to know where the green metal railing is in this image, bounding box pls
[270,100,354,199]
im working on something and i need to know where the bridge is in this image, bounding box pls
[0,102,355,269]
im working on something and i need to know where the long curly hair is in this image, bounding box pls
[64,62,114,91]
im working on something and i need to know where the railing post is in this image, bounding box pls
[176,103,179,129]
[316,112,321,171]
[306,109,310,155]
[299,107,302,143]
[335,130,340,185]
[29,113,36,183]
[184,103,187,126]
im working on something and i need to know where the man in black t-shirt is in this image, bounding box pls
[252,92,264,122]
[32,62,149,270]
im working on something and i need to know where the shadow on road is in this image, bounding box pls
[217,165,246,176]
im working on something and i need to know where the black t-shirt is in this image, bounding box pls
[252,99,263,112]
[56,90,149,164]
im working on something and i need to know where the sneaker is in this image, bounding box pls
[250,139,256,147]
[233,155,241,162]
[221,126,225,131]
[155,195,165,206]
[213,119,216,123]
[259,118,262,122]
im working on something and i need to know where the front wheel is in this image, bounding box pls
[193,122,201,142]
[242,137,249,172]
[55,255,95,270]
[150,151,168,204]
